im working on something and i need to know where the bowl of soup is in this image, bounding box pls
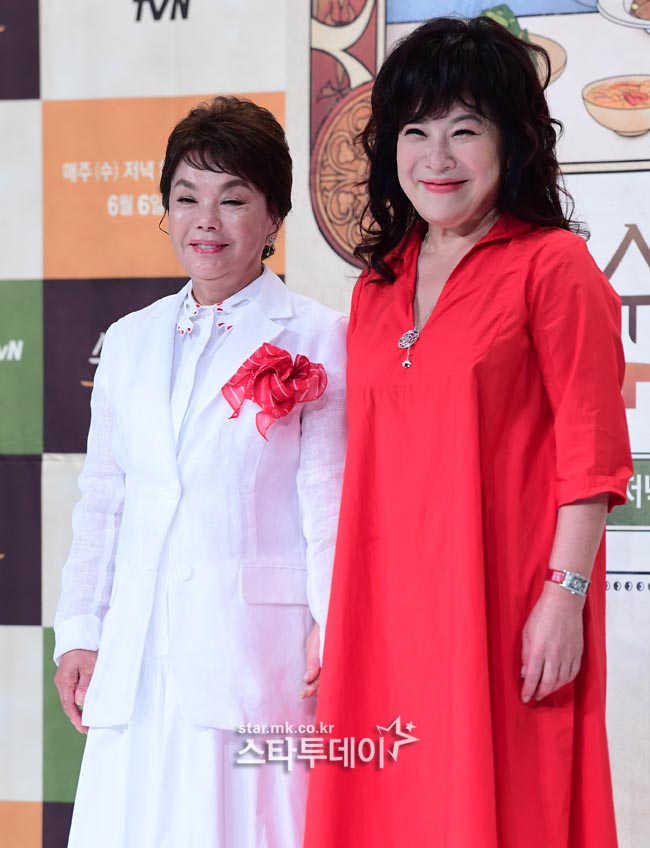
[582,75,650,136]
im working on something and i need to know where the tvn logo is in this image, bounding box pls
[0,340,23,361]
[81,332,106,388]
[89,332,105,366]
[134,0,190,21]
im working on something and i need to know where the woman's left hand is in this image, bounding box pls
[521,584,585,704]
[301,622,321,699]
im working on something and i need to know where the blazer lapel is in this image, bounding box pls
[187,269,294,423]
[187,302,283,428]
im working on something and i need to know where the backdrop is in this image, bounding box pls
[0,1,648,846]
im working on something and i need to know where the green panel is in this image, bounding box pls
[0,280,43,454]
[607,456,650,529]
[42,628,85,804]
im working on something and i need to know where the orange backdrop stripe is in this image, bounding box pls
[43,92,285,280]
[0,802,42,847]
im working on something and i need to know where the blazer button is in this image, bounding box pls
[174,563,193,581]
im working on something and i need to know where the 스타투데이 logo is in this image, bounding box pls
[236,716,420,769]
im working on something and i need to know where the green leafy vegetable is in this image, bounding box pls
[481,4,530,41]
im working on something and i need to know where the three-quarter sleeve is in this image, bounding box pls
[526,233,632,510]
[53,323,126,662]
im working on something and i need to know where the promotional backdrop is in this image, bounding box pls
[0,1,648,846]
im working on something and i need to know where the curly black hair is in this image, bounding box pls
[355,16,584,281]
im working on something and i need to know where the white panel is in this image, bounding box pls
[41,0,287,100]
[41,454,86,628]
[606,579,650,848]
[0,627,43,800]
[565,171,650,453]
[0,101,42,280]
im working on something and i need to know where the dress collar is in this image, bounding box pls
[363,212,535,285]
[176,264,292,336]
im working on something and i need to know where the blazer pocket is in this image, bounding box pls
[239,565,308,606]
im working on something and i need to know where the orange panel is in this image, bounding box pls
[0,802,42,847]
[43,93,285,280]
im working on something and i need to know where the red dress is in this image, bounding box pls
[305,215,632,848]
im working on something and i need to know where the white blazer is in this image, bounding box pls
[54,268,347,729]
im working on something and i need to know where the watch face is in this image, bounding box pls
[566,573,588,594]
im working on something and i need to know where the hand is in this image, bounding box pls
[521,584,584,704]
[301,623,321,699]
[54,649,98,734]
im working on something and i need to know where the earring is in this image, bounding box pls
[262,235,276,260]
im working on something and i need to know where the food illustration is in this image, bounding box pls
[482,5,567,84]
[598,0,650,29]
[631,0,650,19]
[528,34,568,85]
[482,4,530,40]
[583,75,650,135]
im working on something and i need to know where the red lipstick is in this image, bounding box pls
[421,180,466,194]
[190,242,227,253]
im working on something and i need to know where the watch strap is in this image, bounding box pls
[546,569,591,597]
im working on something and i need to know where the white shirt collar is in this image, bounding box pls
[176,268,267,336]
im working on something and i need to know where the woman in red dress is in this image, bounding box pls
[305,17,632,848]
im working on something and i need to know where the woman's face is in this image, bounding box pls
[396,103,503,235]
[167,160,276,294]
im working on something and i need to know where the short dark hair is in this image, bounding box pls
[356,16,584,281]
[160,96,292,224]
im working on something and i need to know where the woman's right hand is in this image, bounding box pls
[54,649,98,734]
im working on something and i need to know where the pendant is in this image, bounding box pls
[399,328,418,369]
[401,345,414,368]
[398,329,419,349]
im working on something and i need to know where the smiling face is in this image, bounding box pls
[396,103,504,237]
[168,160,276,303]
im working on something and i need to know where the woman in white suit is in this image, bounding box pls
[53,96,347,848]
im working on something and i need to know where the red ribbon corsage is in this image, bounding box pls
[222,343,328,439]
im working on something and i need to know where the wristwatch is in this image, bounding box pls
[546,569,591,597]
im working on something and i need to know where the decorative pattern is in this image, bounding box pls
[310,82,372,265]
[309,0,380,264]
